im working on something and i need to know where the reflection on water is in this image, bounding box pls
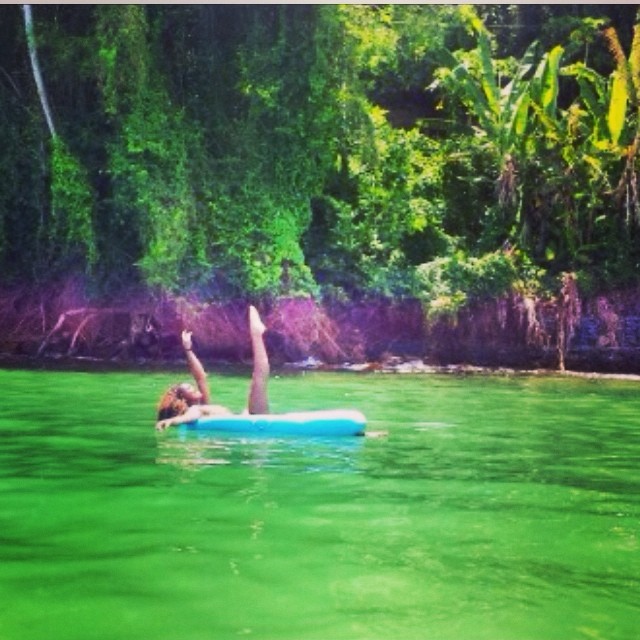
[156,430,365,474]
[157,435,232,468]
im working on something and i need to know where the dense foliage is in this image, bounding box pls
[1,4,639,308]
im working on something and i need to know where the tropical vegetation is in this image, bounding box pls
[1,4,639,314]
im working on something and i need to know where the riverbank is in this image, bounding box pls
[1,280,640,376]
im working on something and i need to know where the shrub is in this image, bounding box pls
[415,249,522,318]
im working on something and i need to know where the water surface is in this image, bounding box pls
[0,367,638,639]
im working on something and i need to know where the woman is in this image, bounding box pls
[155,305,269,430]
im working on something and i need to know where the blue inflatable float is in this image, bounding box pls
[182,409,366,437]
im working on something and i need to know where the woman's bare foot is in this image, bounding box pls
[249,305,266,337]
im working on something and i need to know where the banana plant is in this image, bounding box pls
[433,15,535,171]
[433,16,603,265]
[562,23,640,224]
[432,11,565,223]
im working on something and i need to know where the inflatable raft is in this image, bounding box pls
[182,409,366,437]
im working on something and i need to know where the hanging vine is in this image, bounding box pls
[22,3,96,274]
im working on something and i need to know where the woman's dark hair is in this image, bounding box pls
[157,385,189,421]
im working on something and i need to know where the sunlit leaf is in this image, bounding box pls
[608,69,628,146]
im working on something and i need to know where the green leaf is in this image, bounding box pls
[477,31,500,115]
[533,45,563,116]
[450,64,494,134]
[500,41,536,115]
[545,46,563,112]
[575,76,604,120]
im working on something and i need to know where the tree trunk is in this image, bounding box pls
[22,4,56,138]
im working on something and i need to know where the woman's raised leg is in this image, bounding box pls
[247,305,270,414]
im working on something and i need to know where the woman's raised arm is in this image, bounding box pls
[182,330,211,404]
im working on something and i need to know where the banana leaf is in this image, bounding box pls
[531,45,563,117]
[608,69,628,146]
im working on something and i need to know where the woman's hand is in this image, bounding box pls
[156,405,202,431]
[181,330,193,352]
[155,419,172,431]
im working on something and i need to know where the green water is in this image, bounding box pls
[0,367,638,640]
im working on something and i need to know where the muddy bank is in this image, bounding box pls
[424,288,640,375]
[1,280,640,375]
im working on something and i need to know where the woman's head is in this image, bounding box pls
[156,383,202,421]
